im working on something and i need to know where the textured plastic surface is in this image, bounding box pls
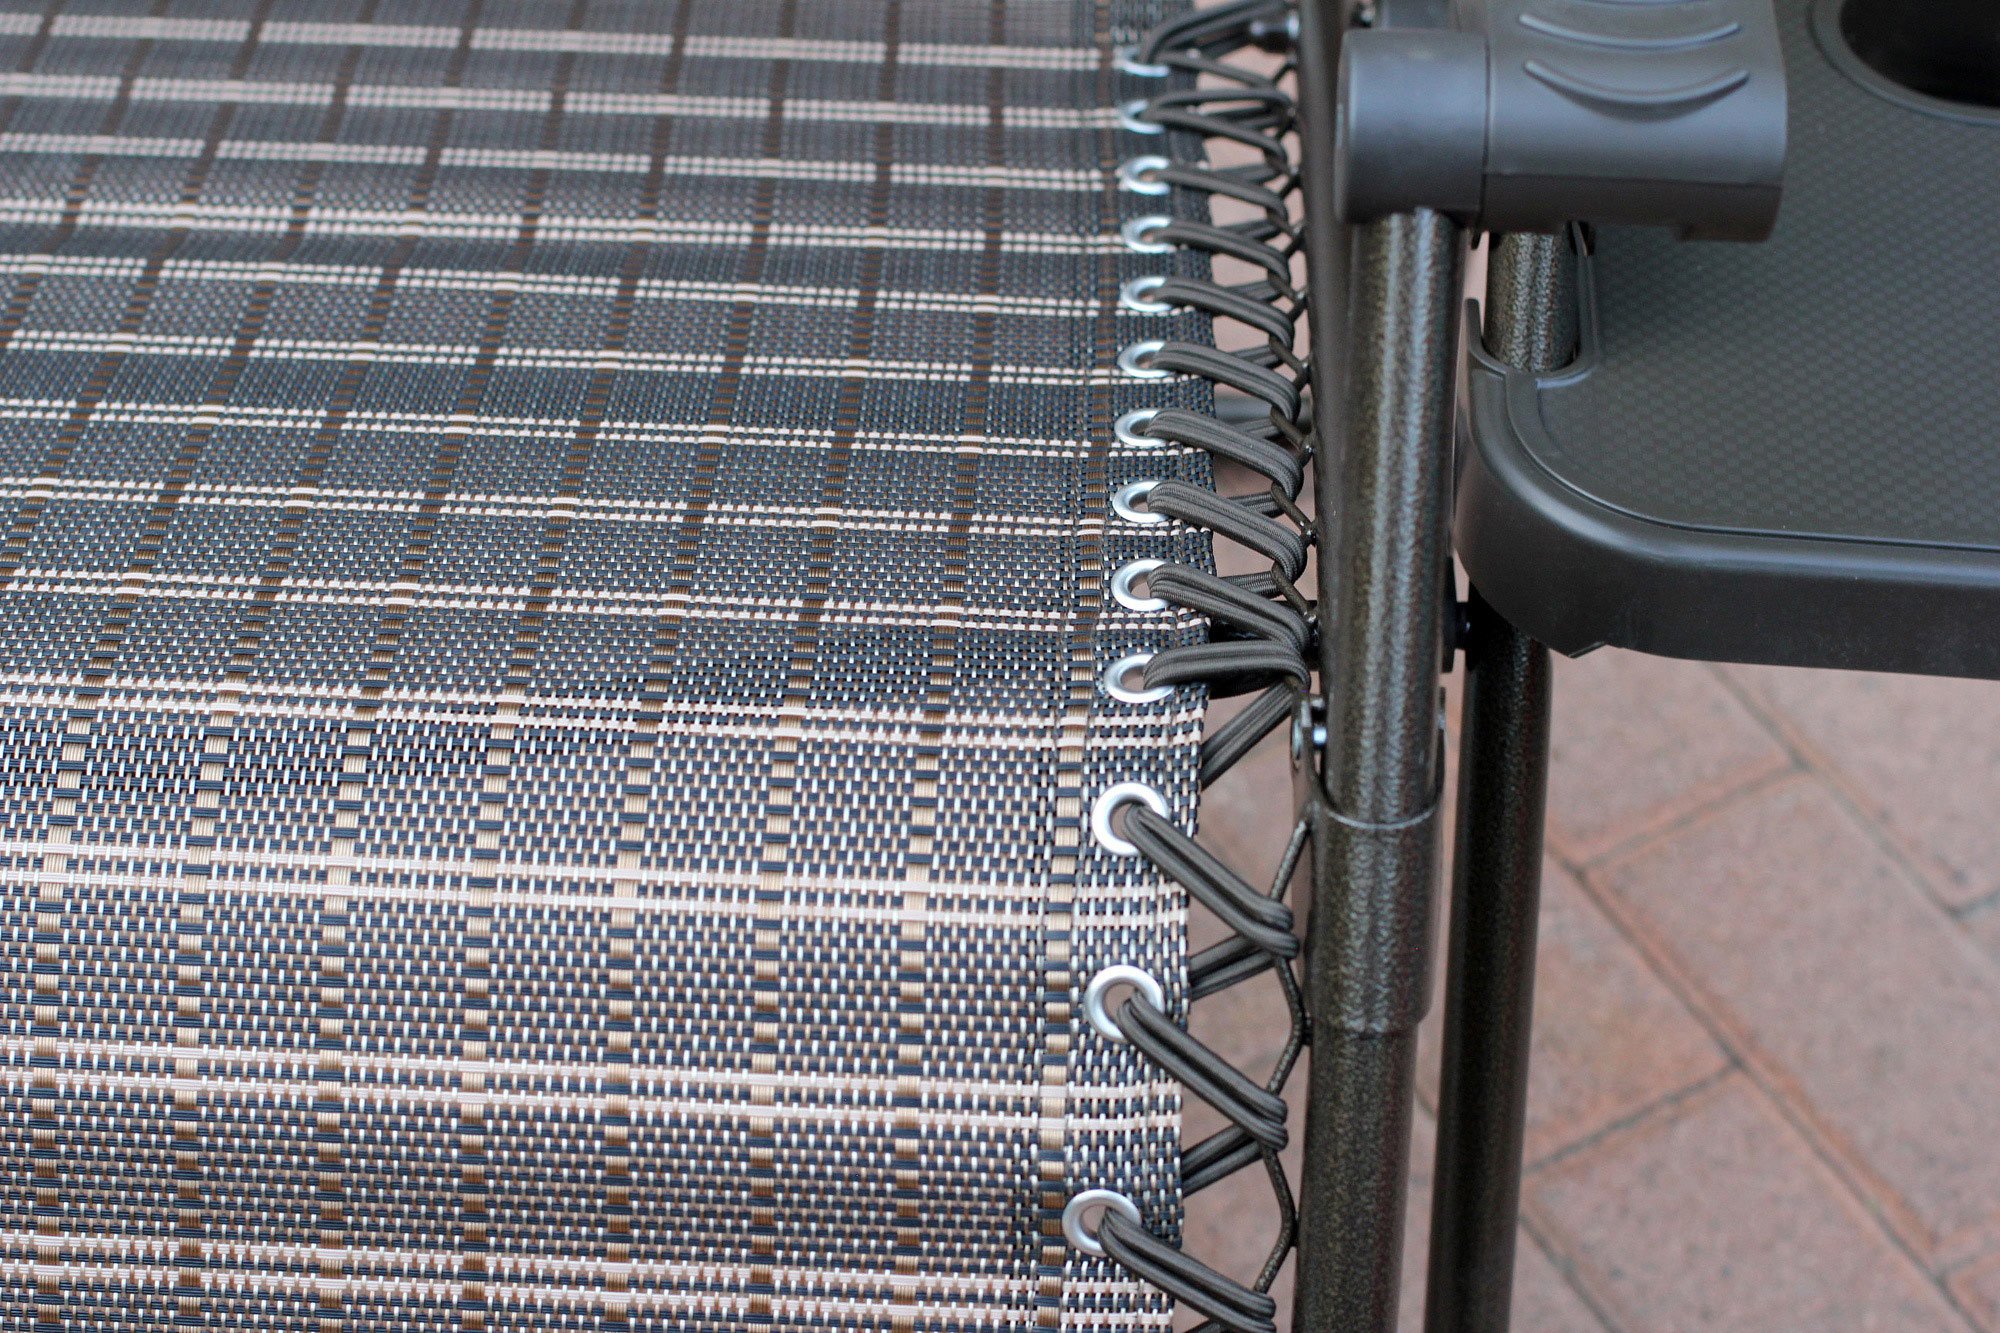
[1337,0,1786,238]
[1457,0,2000,681]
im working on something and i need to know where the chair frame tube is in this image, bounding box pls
[1292,7,1571,1321]
[1293,0,1466,1301]
[1422,590,1553,1332]
[1297,201,1463,1333]
[1420,233,1569,1333]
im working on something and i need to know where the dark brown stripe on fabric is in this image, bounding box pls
[599,2,696,1320]
[882,2,934,1310]
[763,3,922,1322]
[403,7,560,1325]
[458,13,594,1321]
[235,14,388,1322]
[739,7,802,1325]
[1038,0,1089,1313]
[587,1,700,1315]
[896,2,1005,1321]
[118,4,307,1323]
[449,3,639,1324]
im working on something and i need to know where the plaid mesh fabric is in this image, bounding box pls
[0,2,1218,1328]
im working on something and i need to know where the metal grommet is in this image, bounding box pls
[1111,480,1167,526]
[1103,652,1173,704]
[1113,44,1171,78]
[1083,963,1167,1040]
[1119,214,1175,254]
[1091,780,1170,856]
[1119,275,1176,314]
[1117,339,1170,380]
[1117,98,1165,135]
[1063,1188,1145,1257]
[1110,558,1167,612]
[1117,154,1173,196]
[1115,408,1164,448]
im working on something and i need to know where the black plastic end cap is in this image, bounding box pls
[1335,0,1788,241]
[1334,27,1489,225]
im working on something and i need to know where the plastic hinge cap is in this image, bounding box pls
[1334,0,1788,240]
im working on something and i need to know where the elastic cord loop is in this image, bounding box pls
[1112,993,1289,1150]
[1141,409,1304,498]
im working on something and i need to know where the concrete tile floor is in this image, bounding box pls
[1189,648,2000,1330]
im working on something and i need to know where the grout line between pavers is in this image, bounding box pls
[1511,1074,1753,1333]
[1945,1250,2000,1333]
[1523,1061,1738,1176]
[1565,824,1992,1322]
[1957,886,2000,924]
[1701,672,2000,1263]
[1942,1238,2000,1286]
[1523,1070,1984,1333]
[1566,754,1799,872]
[1706,663,1988,917]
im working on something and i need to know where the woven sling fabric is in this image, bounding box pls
[0,1,1234,1327]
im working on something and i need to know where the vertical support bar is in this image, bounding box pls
[1297,202,1463,1333]
[1423,231,1570,1333]
[1422,592,1551,1332]
[1292,77,1465,1321]
[1478,231,1579,382]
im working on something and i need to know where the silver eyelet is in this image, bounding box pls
[1091,781,1170,856]
[1112,556,1168,612]
[1119,214,1175,254]
[1119,275,1176,314]
[1102,652,1173,704]
[1117,154,1173,196]
[1110,558,1167,612]
[1115,407,1165,448]
[1111,480,1167,526]
[1113,44,1171,78]
[1063,1188,1145,1257]
[1117,339,1170,379]
[1083,963,1167,1040]
[1117,98,1165,135]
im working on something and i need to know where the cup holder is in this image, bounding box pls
[1825,0,2000,120]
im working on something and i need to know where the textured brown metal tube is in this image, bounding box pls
[1422,231,1569,1333]
[1293,0,1466,1315]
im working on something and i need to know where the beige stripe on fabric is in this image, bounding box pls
[0,199,1137,250]
[25,14,1107,69]
[0,73,1125,127]
[0,132,1110,191]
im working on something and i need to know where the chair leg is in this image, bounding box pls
[1422,229,1572,1333]
[1424,592,1552,1333]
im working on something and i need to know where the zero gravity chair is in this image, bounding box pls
[13,0,1997,1328]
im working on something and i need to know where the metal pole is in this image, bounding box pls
[1292,20,1466,1306]
[1422,232,1569,1333]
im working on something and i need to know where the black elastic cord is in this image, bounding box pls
[1082,4,1312,1323]
[1100,1210,1280,1333]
